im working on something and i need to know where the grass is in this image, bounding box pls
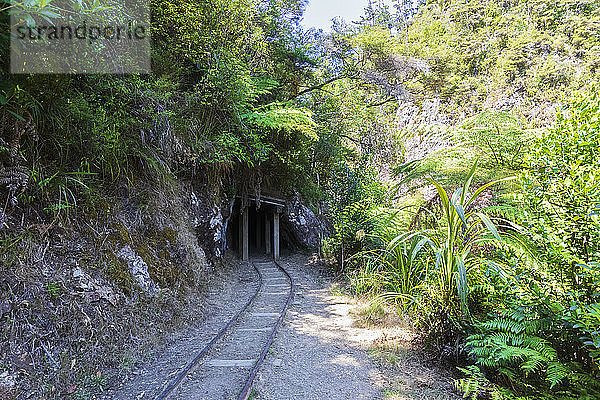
[118,356,137,373]
[383,389,408,400]
[329,282,348,296]
[350,298,407,330]
[46,282,62,297]
[343,294,459,400]
[353,301,387,328]
[0,191,216,399]
[384,387,458,400]
[369,347,406,366]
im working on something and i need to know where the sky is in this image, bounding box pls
[301,0,369,32]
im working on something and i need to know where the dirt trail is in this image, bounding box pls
[254,254,459,400]
[100,254,457,400]
[99,261,260,400]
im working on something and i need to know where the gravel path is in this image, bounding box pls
[100,254,457,400]
[253,254,458,400]
[99,260,260,400]
[253,255,385,400]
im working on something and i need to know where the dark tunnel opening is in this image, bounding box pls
[225,198,292,260]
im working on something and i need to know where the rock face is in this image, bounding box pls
[71,267,120,306]
[0,179,214,399]
[117,245,159,295]
[283,194,325,249]
[396,98,451,130]
[397,98,453,163]
[187,183,229,266]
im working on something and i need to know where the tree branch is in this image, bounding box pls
[366,96,396,108]
[339,133,360,144]
[288,71,361,101]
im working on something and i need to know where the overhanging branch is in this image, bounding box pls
[366,96,396,108]
[288,71,361,101]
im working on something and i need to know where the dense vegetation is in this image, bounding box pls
[1,0,600,399]
[325,1,600,399]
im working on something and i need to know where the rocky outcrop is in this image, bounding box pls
[187,182,229,266]
[283,194,326,249]
[117,245,159,295]
[71,267,120,306]
[397,98,453,164]
[0,178,214,399]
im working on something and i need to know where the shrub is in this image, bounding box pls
[521,88,600,287]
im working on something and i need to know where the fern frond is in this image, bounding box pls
[547,362,569,388]
[479,317,525,334]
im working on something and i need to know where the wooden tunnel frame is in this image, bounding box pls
[236,195,285,261]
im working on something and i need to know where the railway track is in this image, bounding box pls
[154,259,294,400]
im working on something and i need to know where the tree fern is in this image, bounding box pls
[456,110,532,170]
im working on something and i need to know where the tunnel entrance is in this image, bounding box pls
[226,196,286,261]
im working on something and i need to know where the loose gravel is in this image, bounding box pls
[99,260,260,400]
[253,254,458,400]
[99,253,458,400]
[253,255,384,400]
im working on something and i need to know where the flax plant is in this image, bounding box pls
[422,161,515,315]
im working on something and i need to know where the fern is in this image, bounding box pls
[455,365,490,400]
[469,259,600,398]
[240,103,316,139]
[456,110,532,170]
[484,204,524,223]
[547,362,570,389]
[466,307,568,390]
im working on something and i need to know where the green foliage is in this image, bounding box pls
[349,212,429,304]
[323,162,390,269]
[46,282,61,298]
[3,2,600,399]
[570,300,600,358]
[521,88,600,283]
[419,161,514,314]
[0,0,324,218]
[468,310,566,388]
[450,94,600,399]
[563,262,600,359]
[392,0,600,124]
[320,3,600,400]
[457,111,532,169]
[241,104,316,139]
[455,365,497,400]
[464,259,600,399]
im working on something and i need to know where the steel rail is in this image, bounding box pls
[237,260,295,400]
[154,262,263,400]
